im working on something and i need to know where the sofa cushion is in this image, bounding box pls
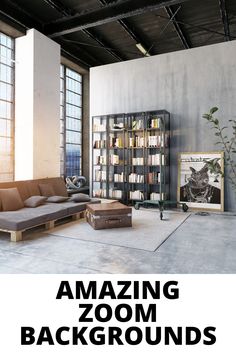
[24,196,47,208]
[0,188,24,211]
[51,178,68,197]
[0,204,68,231]
[70,193,91,202]
[47,196,69,203]
[39,183,55,197]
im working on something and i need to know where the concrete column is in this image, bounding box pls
[15,29,60,180]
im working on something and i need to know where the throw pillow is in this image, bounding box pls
[0,188,24,211]
[47,196,70,203]
[38,183,55,197]
[24,196,47,208]
[70,193,91,202]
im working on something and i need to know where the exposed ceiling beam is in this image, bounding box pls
[44,0,193,38]
[56,38,102,67]
[99,0,154,56]
[165,6,191,49]
[44,0,124,62]
[219,0,231,41]
[43,0,75,17]
[0,0,42,31]
[82,29,125,61]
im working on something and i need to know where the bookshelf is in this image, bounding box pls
[92,110,170,204]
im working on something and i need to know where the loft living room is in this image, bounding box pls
[0,0,236,274]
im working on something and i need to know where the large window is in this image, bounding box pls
[0,32,14,182]
[60,65,82,177]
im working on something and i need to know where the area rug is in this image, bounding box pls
[45,209,190,252]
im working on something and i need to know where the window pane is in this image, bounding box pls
[60,65,82,177]
[0,32,14,181]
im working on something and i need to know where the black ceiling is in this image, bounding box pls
[0,0,236,68]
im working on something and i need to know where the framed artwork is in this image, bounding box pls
[178,152,224,211]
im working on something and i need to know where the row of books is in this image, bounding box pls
[149,117,160,129]
[129,136,145,148]
[147,154,165,166]
[94,170,106,182]
[95,155,106,165]
[132,120,144,130]
[147,135,163,147]
[110,136,123,148]
[93,140,106,149]
[93,189,107,198]
[129,190,144,200]
[114,172,124,182]
[128,173,144,183]
[150,192,164,201]
[109,189,122,199]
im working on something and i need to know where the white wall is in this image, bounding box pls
[15,29,60,180]
[90,40,236,211]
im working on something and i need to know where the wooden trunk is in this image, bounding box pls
[86,202,132,230]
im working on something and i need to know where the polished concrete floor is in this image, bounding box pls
[0,211,235,273]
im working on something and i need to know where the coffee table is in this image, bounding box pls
[86,202,132,230]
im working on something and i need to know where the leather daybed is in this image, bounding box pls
[0,177,100,242]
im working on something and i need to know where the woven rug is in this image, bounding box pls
[45,209,190,252]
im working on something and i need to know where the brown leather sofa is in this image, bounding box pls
[0,177,99,242]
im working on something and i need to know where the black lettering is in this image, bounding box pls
[36,327,54,345]
[117,281,132,299]
[21,327,35,345]
[115,304,132,322]
[108,327,123,345]
[125,327,143,345]
[135,304,156,322]
[95,304,112,322]
[56,281,73,299]
[163,281,179,299]
[72,327,88,345]
[89,327,105,345]
[79,304,93,322]
[203,327,216,345]
[143,281,160,299]
[76,281,96,299]
[55,327,70,345]
[99,281,116,299]
[165,327,182,345]
[146,326,162,345]
[186,327,201,345]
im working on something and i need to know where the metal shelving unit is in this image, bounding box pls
[92,110,171,208]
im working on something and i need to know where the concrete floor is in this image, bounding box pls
[0,212,235,273]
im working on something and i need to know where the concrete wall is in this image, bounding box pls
[15,29,60,180]
[90,40,236,211]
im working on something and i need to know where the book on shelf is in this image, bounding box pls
[93,140,106,148]
[95,155,107,165]
[149,117,160,129]
[114,172,124,182]
[110,136,123,148]
[109,189,122,199]
[110,154,119,165]
[147,172,159,184]
[128,173,144,183]
[95,170,107,182]
[129,135,145,148]
[132,120,144,130]
[129,190,144,200]
[150,192,164,201]
[147,135,162,147]
[93,123,106,132]
[147,154,165,165]
[132,157,144,165]
[93,189,107,198]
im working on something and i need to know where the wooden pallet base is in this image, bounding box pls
[0,211,84,242]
